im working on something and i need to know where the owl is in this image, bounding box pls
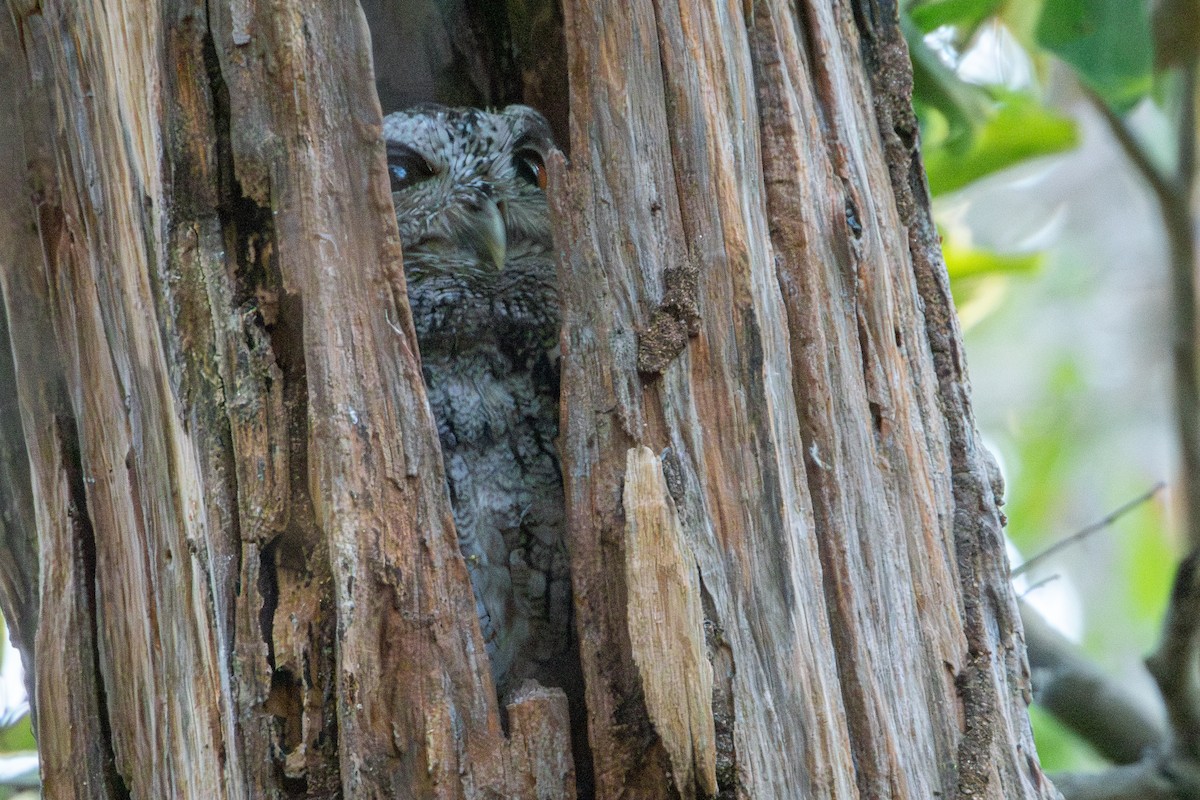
[383,105,571,699]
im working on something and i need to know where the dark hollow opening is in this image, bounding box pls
[358,1,590,796]
[361,0,569,149]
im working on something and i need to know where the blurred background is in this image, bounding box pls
[909,0,1190,772]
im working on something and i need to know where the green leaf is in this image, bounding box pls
[943,231,1043,327]
[1036,0,1153,111]
[910,0,1005,34]
[0,716,34,754]
[923,92,1078,194]
[949,274,1012,330]
[943,239,1044,280]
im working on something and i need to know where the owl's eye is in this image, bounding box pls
[387,144,435,191]
[513,149,548,191]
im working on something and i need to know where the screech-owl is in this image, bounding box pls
[383,105,571,698]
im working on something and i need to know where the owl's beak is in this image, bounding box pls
[464,198,507,271]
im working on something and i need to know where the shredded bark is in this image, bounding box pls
[636,264,701,376]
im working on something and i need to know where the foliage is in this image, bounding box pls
[920,90,1077,195]
[1035,0,1153,112]
[906,0,1166,317]
[0,716,34,757]
[906,0,1187,779]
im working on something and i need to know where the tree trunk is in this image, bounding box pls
[0,0,1057,798]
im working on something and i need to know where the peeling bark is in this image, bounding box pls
[622,446,717,797]
[552,1,1056,798]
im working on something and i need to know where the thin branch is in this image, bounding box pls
[1165,63,1200,552]
[1085,68,1200,554]
[1021,599,1168,765]
[1082,84,1179,208]
[1145,549,1200,759]
[1176,66,1196,196]
[1011,482,1165,579]
[1044,57,1200,800]
[1033,554,1200,799]
[1052,761,1177,800]
[1019,573,1061,597]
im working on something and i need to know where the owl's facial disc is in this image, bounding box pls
[383,104,555,273]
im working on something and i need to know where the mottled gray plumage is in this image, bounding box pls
[383,105,569,696]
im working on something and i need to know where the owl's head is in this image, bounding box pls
[383,105,555,273]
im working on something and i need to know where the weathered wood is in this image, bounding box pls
[552,0,1056,797]
[1,0,572,797]
[0,9,42,718]
[622,446,717,797]
[0,16,118,797]
[0,0,1058,798]
[503,685,577,799]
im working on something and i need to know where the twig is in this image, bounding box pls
[1020,598,1168,765]
[1082,84,1178,208]
[1011,482,1165,579]
[1145,549,1200,759]
[1018,573,1061,597]
[1085,72,1200,553]
[1176,66,1196,196]
[1052,761,1177,800]
[1165,64,1200,552]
